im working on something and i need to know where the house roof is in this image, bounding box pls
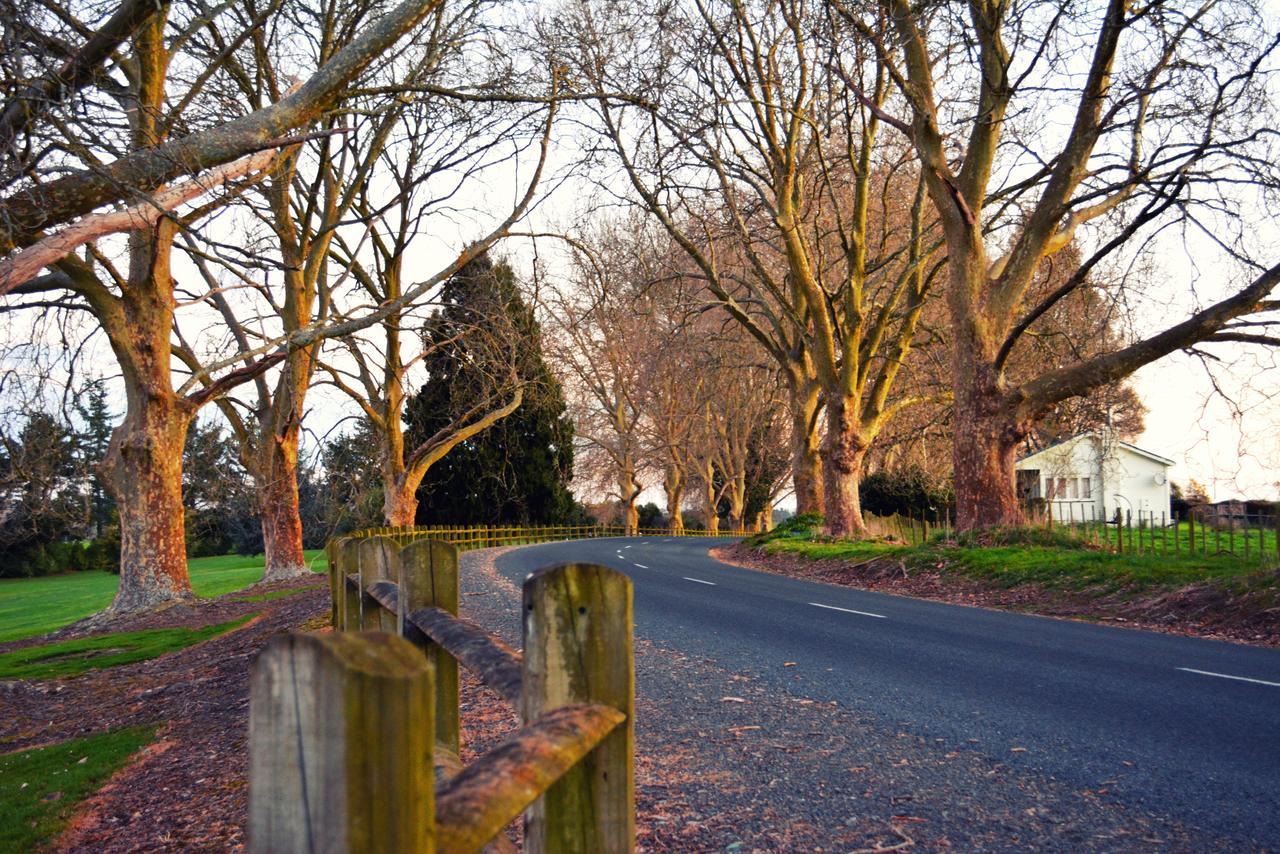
[1115,441,1175,467]
[1016,433,1173,467]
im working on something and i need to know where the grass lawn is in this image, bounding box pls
[754,518,1277,595]
[0,615,254,681]
[0,726,156,851]
[0,550,327,644]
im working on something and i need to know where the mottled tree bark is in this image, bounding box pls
[949,316,1032,529]
[103,391,195,612]
[384,482,419,528]
[820,395,870,539]
[256,431,308,580]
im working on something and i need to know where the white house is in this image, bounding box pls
[1014,433,1174,524]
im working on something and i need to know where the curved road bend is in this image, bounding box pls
[494,536,1280,846]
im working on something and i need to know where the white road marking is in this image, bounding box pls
[809,602,886,619]
[624,545,632,549]
[1178,667,1280,688]
[633,563,649,569]
[683,576,716,585]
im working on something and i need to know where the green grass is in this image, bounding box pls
[759,524,1277,596]
[230,587,311,604]
[0,726,156,851]
[0,549,327,644]
[0,614,254,681]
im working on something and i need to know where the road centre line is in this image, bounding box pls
[1178,668,1280,688]
[634,563,649,569]
[683,576,716,585]
[809,602,886,619]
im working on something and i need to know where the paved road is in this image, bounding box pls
[496,536,1280,846]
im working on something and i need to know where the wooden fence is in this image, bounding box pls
[864,504,1278,568]
[349,523,743,549]
[862,510,953,545]
[249,531,635,852]
[1020,504,1280,567]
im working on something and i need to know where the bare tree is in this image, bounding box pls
[0,0,555,612]
[183,0,484,578]
[841,0,1280,528]
[635,269,705,533]
[317,99,540,525]
[550,0,943,536]
[544,219,660,535]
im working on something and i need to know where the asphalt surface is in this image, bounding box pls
[494,536,1280,848]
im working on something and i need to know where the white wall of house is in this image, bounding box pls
[1015,434,1172,523]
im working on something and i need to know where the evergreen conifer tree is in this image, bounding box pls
[406,254,579,524]
[74,378,117,538]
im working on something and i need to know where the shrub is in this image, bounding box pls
[745,512,824,546]
[861,465,954,522]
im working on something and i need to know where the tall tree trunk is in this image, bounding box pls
[619,459,639,536]
[952,345,1026,529]
[789,381,823,515]
[761,500,775,532]
[664,465,684,534]
[821,395,869,539]
[97,7,200,615]
[727,474,746,532]
[256,431,308,580]
[701,471,720,534]
[103,393,194,612]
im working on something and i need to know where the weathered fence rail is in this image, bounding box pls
[351,523,743,549]
[249,530,635,852]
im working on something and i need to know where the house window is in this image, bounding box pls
[1068,478,1079,499]
[1056,477,1068,500]
[1017,469,1041,500]
[1080,477,1091,499]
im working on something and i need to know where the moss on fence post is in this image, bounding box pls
[248,632,435,853]
[521,563,634,853]
[401,537,461,755]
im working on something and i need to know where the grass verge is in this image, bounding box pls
[749,515,1277,595]
[0,549,326,643]
[0,726,156,851]
[0,614,255,681]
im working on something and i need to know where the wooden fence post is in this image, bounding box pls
[522,563,634,854]
[248,632,435,853]
[400,537,462,756]
[327,537,346,629]
[340,538,362,631]
[359,536,399,632]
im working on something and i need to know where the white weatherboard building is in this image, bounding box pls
[1014,433,1174,524]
